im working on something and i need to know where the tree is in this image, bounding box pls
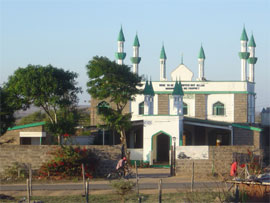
[4,64,82,143]
[0,87,16,135]
[17,111,47,125]
[86,56,142,155]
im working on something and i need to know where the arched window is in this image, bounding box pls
[139,102,144,115]
[97,101,110,114]
[183,102,188,115]
[213,102,225,116]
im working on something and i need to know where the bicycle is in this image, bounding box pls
[107,165,134,180]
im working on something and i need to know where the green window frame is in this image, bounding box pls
[183,102,188,115]
[139,102,144,115]
[97,101,110,114]
[213,102,225,116]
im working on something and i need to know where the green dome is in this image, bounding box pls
[160,45,167,59]
[240,27,248,41]
[198,46,205,59]
[248,34,256,47]
[133,34,140,47]
[118,27,125,42]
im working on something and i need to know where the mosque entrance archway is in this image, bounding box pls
[152,131,172,164]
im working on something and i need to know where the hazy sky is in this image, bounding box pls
[1,0,269,110]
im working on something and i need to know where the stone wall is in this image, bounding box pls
[195,94,206,119]
[234,94,248,123]
[0,145,122,176]
[90,98,130,126]
[176,146,261,178]
[0,125,46,145]
[158,94,169,115]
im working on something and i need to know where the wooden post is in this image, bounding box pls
[174,141,176,176]
[170,145,173,176]
[135,161,139,198]
[191,161,194,192]
[86,178,89,203]
[82,163,86,196]
[26,178,30,203]
[29,164,32,196]
[158,179,162,203]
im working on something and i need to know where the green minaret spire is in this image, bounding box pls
[133,34,140,47]
[118,26,125,42]
[160,45,167,59]
[172,81,184,96]
[240,26,248,41]
[143,80,155,96]
[248,34,256,47]
[198,45,206,59]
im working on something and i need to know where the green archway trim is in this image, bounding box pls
[151,130,172,151]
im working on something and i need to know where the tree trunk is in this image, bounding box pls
[58,134,61,145]
[120,129,128,159]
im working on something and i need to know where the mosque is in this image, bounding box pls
[90,27,264,165]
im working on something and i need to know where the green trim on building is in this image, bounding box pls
[248,57,257,64]
[232,123,262,132]
[151,130,172,151]
[133,34,140,47]
[248,34,256,47]
[160,45,167,59]
[141,114,180,117]
[198,46,205,59]
[240,27,248,41]
[238,52,250,59]
[154,91,256,95]
[8,121,46,131]
[115,52,126,60]
[130,57,141,64]
[118,27,125,42]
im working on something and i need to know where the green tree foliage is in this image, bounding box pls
[4,64,82,143]
[86,56,142,155]
[0,87,16,135]
[17,111,47,125]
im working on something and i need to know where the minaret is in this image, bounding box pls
[198,45,206,81]
[170,81,184,115]
[238,26,250,81]
[115,27,126,65]
[143,80,155,115]
[130,34,141,74]
[160,44,167,81]
[248,34,257,82]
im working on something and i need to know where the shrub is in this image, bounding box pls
[38,146,99,179]
[111,179,135,203]
[0,162,29,181]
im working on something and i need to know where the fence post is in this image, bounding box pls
[26,178,30,203]
[191,161,194,192]
[29,164,32,196]
[82,163,86,196]
[170,145,173,176]
[158,179,162,203]
[135,161,139,197]
[86,178,89,203]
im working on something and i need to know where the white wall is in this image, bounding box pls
[206,94,234,122]
[128,148,143,160]
[176,146,209,159]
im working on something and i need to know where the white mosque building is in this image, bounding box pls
[91,27,262,165]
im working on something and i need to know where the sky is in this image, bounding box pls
[1,0,269,111]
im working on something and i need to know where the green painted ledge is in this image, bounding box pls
[232,123,262,132]
[8,121,46,131]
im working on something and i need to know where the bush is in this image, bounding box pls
[0,162,29,181]
[111,179,135,203]
[38,146,99,179]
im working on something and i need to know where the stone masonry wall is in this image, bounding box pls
[90,98,130,126]
[158,94,169,115]
[234,94,248,123]
[0,145,122,176]
[0,126,43,145]
[176,146,261,178]
[195,94,206,119]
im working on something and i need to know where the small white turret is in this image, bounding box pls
[160,45,167,81]
[198,45,206,81]
[169,81,184,115]
[238,26,250,81]
[143,81,155,115]
[115,27,126,65]
[130,34,141,74]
